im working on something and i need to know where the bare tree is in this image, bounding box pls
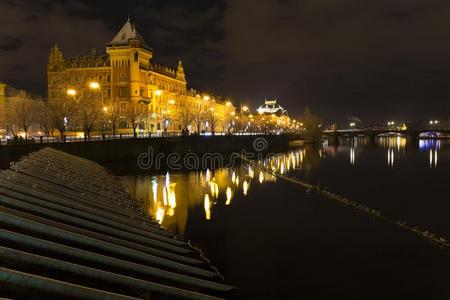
[125,101,145,138]
[49,97,76,141]
[38,101,54,137]
[177,98,193,134]
[8,98,37,140]
[206,109,219,135]
[301,106,322,141]
[192,106,205,135]
[79,102,99,141]
[106,100,121,137]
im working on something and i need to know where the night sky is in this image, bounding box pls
[1,0,450,124]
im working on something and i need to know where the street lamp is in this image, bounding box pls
[67,89,77,96]
[62,89,79,142]
[89,81,105,140]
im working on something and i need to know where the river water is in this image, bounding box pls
[121,137,450,299]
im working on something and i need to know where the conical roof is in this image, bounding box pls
[107,18,150,49]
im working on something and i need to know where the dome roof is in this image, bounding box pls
[257,99,287,115]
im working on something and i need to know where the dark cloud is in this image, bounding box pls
[1,0,450,123]
[0,36,22,50]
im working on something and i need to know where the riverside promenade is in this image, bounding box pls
[0,148,234,299]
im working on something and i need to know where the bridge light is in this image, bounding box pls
[350,122,355,127]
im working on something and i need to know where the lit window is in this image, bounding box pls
[119,87,127,97]
[119,73,128,82]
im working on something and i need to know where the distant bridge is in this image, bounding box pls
[322,128,450,140]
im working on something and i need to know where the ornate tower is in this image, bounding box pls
[106,18,153,103]
[175,60,186,83]
[48,45,65,72]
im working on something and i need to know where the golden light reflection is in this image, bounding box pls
[209,180,219,198]
[248,167,254,179]
[204,194,211,220]
[122,147,307,235]
[243,181,249,196]
[226,187,232,205]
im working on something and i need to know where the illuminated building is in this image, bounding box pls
[257,99,287,116]
[47,18,235,135]
[0,81,38,138]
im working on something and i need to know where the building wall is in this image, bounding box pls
[47,44,235,135]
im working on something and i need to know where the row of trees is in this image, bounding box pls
[2,96,150,141]
[3,92,321,141]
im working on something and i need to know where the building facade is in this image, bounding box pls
[257,99,287,116]
[0,82,40,139]
[47,19,234,136]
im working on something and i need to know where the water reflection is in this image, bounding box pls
[122,137,448,235]
[419,140,440,168]
[122,166,277,235]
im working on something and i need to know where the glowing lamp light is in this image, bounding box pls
[89,82,100,89]
[103,106,108,112]
[168,99,176,105]
[155,90,162,96]
[203,95,210,101]
[226,101,232,107]
[242,106,249,112]
[66,89,77,96]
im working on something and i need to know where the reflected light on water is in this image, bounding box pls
[387,148,394,167]
[226,187,232,205]
[243,181,249,196]
[350,148,355,165]
[204,194,211,220]
[429,149,438,168]
[122,139,447,235]
[248,167,254,179]
[206,169,211,182]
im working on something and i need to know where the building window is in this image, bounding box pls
[120,102,127,112]
[107,88,111,98]
[106,75,111,82]
[119,73,128,82]
[119,87,127,97]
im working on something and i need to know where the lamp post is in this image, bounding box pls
[64,88,78,142]
[155,90,163,136]
[89,82,105,140]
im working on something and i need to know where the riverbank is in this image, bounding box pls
[0,135,296,169]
